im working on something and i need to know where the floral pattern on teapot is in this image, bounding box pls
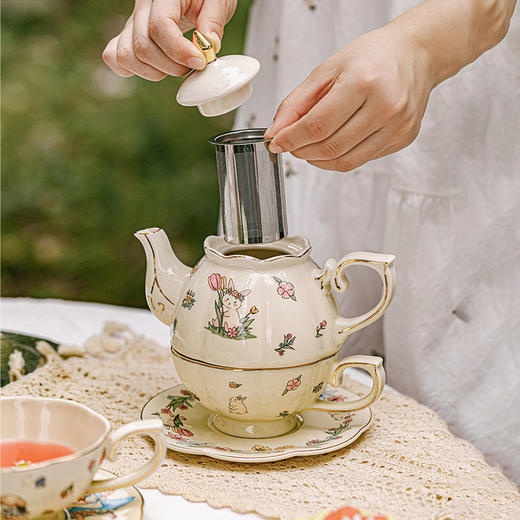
[315,320,327,338]
[181,290,196,310]
[273,276,297,301]
[274,333,296,356]
[205,273,259,340]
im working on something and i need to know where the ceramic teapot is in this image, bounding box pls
[136,129,396,438]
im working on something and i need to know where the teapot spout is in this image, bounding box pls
[135,227,191,326]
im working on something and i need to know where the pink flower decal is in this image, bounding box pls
[315,320,327,338]
[273,277,297,301]
[287,378,301,391]
[208,273,222,291]
[282,374,302,396]
[227,327,238,338]
[278,282,294,298]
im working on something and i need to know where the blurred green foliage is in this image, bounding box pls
[2,0,251,306]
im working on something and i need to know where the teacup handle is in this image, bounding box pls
[303,355,385,413]
[87,418,165,493]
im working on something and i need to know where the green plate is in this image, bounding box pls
[0,331,59,387]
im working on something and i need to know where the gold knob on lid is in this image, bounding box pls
[177,32,260,116]
[193,30,217,64]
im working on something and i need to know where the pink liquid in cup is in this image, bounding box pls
[1,440,75,468]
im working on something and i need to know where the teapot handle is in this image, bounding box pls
[320,252,396,338]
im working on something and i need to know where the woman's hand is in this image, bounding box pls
[102,0,236,81]
[265,26,434,172]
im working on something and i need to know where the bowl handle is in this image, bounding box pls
[303,355,385,413]
[87,418,165,493]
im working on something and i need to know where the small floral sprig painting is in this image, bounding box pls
[305,415,353,447]
[152,389,199,437]
[282,374,302,396]
[229,381,242,389]
[312,381,324,394]
[273,277,297,301]
[315,320,327,337]
[324,415,353,437]
[278,410,289,417]
[251,445,272,452]
[181,289,196,309]
[206,273,258,340]
[275,333,296,356]
[162,411,193,437]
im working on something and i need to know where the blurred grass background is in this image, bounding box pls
[2,0,252,306]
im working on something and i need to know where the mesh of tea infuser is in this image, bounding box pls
[2,323,519,520]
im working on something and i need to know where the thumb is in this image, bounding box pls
[265,72,331,141]
[196,0,235,53]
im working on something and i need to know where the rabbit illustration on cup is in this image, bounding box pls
[206,274,257,340]
[228,395,248,415]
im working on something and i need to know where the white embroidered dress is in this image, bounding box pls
[234,0,520,482]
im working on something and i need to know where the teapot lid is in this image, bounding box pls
[176,31,260,117]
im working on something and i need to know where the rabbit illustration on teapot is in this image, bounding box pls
[206,273,257,340]
[222,279,250,328]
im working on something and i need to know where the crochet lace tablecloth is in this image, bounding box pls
[2,326,519,520]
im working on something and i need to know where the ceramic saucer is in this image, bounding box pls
[65,469,143,520]
[141,384,372,463]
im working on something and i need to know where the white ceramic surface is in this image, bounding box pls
[141,383,373,463]
[135,227,395,437]
[176,55,260,116]
[0,397,165,519]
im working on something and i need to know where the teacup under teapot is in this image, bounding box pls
[136,129,396,439]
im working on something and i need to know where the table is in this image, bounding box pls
[1,297,381,520]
